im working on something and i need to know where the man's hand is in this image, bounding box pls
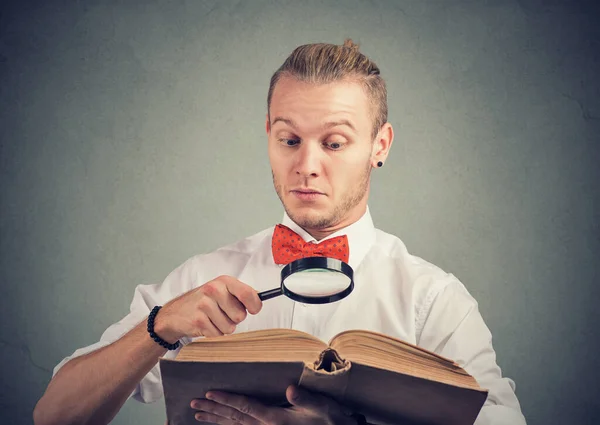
[153,275,263,342]
[190,385,359,425]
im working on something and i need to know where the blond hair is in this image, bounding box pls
[267,39,387,139]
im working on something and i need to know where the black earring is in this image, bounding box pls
[377,161,383,168]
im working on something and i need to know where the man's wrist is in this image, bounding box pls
[151,307,180,343]
[148,306,180,349]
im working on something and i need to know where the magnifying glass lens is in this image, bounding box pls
[258,257,354,304]
[283,269,351,297]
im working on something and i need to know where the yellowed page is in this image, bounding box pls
[330,330,482,390]
[175,328,328,364]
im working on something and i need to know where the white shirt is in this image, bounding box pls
[54,207,526,424]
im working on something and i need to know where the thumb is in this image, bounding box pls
[286,385,339,413]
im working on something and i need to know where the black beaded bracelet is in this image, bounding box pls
[147,306,180,350]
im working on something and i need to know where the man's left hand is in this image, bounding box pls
[190,384,357,425]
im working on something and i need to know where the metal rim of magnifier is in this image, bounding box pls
[280,256,354,304]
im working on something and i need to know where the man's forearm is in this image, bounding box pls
[33,320,167,425]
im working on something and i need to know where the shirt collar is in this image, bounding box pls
[280,206,377,270]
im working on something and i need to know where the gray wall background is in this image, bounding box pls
[1,1,599,424]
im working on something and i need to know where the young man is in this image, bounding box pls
[34,40,526,425]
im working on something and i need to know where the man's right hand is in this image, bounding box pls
[153,275,263,341]
[33,275,263,425]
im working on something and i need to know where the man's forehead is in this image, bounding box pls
[269,77,370,129]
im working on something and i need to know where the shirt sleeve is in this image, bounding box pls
[416,278,527,425]
[52,258,198,404]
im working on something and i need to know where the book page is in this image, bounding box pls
[175,328,328,364]
[329,330,482,391]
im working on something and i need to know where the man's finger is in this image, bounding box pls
[191,398,261,425]
[193,410,239,425]
[286,385,342,414]
[197,296,237,335]
[193,310,224,338]
[205,391,275,422]
[224,277,263,315]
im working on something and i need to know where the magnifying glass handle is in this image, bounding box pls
[258,287,282,301]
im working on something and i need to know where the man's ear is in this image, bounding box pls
[265,114,271,135]
[371,122,394,167]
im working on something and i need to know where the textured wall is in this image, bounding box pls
[1,1,599,424]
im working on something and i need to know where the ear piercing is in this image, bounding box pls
[377,161,383,168]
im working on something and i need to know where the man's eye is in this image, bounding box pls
[280,138,300,146]
[326,141,343,150]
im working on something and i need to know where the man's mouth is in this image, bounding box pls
[290,188,325,201]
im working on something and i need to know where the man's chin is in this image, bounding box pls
[285,207,332,229]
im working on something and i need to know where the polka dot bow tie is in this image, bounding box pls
[271,224,350,265]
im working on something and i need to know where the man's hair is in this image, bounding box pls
[267,39,387,139]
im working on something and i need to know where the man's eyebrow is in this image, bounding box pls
[271,117,297,129]
[271,117,356,132]
[323,119,356,132]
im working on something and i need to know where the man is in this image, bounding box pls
[34,40,526,425]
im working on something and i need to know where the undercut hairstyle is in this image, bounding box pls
[267,39,388,139]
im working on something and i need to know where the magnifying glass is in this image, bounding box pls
[258,257,354,304]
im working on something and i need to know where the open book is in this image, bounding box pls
[159,329,488,425]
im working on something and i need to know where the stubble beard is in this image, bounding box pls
[272,161,372,230]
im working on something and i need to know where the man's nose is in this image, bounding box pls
[294,142,323,177]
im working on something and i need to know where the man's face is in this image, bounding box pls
[267,76,376,233]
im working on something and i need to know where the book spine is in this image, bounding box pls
[298,348,351,401]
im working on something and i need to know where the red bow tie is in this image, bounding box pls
[271,224,349,265]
